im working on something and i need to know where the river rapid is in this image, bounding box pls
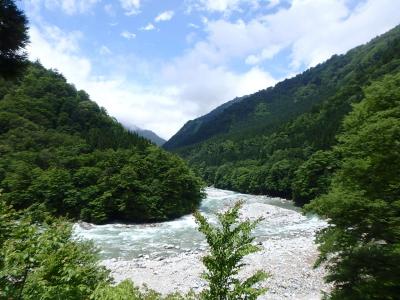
[73,187,329,299]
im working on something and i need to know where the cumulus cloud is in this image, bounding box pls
[140,23,156,31]
[155,10,175,22]
[28,25,91,83]
[26,0,100,15]
[119,0,140,15]
[195,0,400,71]
[186,0,263,14]
[121,31,136,39]
[245,45,282,65]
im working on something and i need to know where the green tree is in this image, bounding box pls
[0,64,205,224]
[292,150,338,204]
[0,0,29,78]
[194,201,268,300]
[0,197,110,299]
[92,280,197,300]
[305,73,400,299]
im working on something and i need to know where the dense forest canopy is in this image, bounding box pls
[0,63,204,224]
[164,25,400,206]
[306,72,400,299]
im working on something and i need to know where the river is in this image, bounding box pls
[73,187,323,259]
[73,188,328,299]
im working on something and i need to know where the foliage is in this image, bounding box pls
[92,280,198,300]
[165,25,400,206]
[0,0,29,78]
[291,150,339,205]
[0,197,110,299]
[0,63,204,224]
[194,201,268,300]
[305,73,400,299]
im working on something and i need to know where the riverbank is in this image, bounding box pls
[102,236,327,299]
[94,194,329,299]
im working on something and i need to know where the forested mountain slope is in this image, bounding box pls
[134,128,166,146]
[0,63,204,224]
[164,25,400,205]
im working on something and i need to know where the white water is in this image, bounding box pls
[73,187,324,260]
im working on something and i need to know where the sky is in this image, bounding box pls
[19,0,400,139]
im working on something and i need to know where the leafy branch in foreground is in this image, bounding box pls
[194,201,268,300]
[0,195,110,300]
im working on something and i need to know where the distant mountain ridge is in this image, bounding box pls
[134,128,166,146]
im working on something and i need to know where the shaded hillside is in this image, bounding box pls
[0,63,204,224]
[135,128,166,146]
[164,25,400,205]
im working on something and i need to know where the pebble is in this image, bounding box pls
[100,198,329,300]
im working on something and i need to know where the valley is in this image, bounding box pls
[1,1,399,299]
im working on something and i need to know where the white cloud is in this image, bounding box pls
[267,0,280,9]
[119,0,140,15]
[99,45,112,55]
[30,0,101,15]
[28,25,91,83]
[155,10,175,22]
[161,48,277,119]
[121,31,136,39]
[188,23,200,29]
[186,0,262,14]
[140,23,156,31]
[245,45,282,65]
[192,0,400,71]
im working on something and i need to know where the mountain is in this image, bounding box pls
[164,95,248,149]
[164,25,400,205]
[134,128,166,146]
[0,63,204,224]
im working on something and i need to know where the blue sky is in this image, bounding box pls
[20,0,400,138]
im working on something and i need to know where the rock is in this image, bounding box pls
[79,221,94,230]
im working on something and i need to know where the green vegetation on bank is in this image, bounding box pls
[0,63,204,224]
[0,197,110,299]
[164,25,400,206]
[1,194,266,299]
[306,73,400,299]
